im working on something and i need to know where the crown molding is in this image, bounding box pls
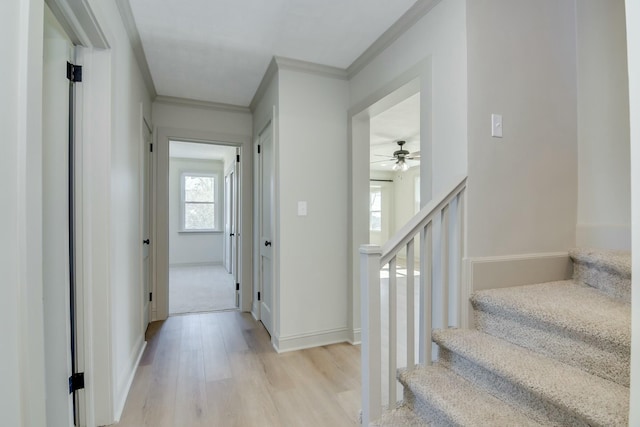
[347,0,442,78]
[154,95,251,114]
[274,56,348,80]
[250,56,349,111]
[250,57,279,112]
[115,0,157,98]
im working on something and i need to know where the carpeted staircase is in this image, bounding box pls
[373,248,631,426]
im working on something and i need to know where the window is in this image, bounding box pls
[370,186,382,231]
[181,173,216,231]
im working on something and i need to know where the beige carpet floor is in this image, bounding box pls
[169,265,236,315]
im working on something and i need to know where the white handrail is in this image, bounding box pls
[360,175,467,426]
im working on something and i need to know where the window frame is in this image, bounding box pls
[180,171,220,232]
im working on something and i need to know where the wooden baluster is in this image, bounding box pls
[360,244,382,425]
[388,256,397,409]
[456,191,465,328]
[441,206,450,329]
[406,239,415,369]
[419,222,433,365]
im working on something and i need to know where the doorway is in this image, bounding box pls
[42,4,85,425]
[167,140,239,315]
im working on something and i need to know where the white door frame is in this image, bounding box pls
[140,111,153,330]
[256,120,276,336]
[155,127,252,320]
[348,63,430,344]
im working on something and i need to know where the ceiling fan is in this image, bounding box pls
[372,140,420,172]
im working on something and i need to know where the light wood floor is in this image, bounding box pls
[115,311,362,427]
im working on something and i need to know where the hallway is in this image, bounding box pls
[116,312,361,426]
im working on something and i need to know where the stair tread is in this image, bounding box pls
[471,280,630,349]
[372,404,429,426]
[400,364,543,426]
[432,329,629,426]
[569,248,631,278]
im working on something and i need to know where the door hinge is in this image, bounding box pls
[236,154,240,162]
[69,372,85,394]
[257,144,261,154]
[149,292,153,302]
[150,143,153,152]
[258,292,261,301]
[66,62,82,83]
[236,283,240,291]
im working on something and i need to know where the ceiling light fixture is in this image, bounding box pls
[392,159,410,172]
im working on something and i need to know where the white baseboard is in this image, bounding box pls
[273,327,350,353]
[464,252,573,328]
[349,328,362,345]
[576,224,631,251]
[113,337,147,423]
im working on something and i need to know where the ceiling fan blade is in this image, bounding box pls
[373,154,395,158]
[370,159,393,164]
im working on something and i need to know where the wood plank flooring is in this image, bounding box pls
[115,311,362,427]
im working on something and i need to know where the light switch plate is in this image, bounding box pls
[491,114,503,138]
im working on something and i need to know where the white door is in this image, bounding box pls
[259,124,274,335]
[42,5,76,425]
[142,122,152,328]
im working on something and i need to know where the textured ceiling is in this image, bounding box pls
[128,0,418,106]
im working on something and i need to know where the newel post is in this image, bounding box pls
[360,244,382,425]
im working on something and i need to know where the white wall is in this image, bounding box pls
[169,157,224,265]
[626,0,639,423]
[0,0,47,425]
[86,0,152,422]
[276,68,350,348]
[466,0,578,258]
[350,0,468,193]
[576,0,630,250]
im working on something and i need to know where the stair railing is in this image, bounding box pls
[360,176,467,425]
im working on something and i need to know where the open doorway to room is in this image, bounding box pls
[369,92,421,251]
[168,140,239,315]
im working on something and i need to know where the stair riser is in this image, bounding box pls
[437,349,589,426]
[402,388,460,427]
[475,310,630,386]
[573,262,630,302]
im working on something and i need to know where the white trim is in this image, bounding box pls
[349,328,362,345]
[156,126,252,320]
[464,252,573,327]
[114,0,156,97]
[274,327,350,353]
[346,0,442,78]
[274,56,348,80]
[250,58,278,112]
[113,340,146,423]
[46,0,109,48]
[179,171,220,232]
[155,95,250,113]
